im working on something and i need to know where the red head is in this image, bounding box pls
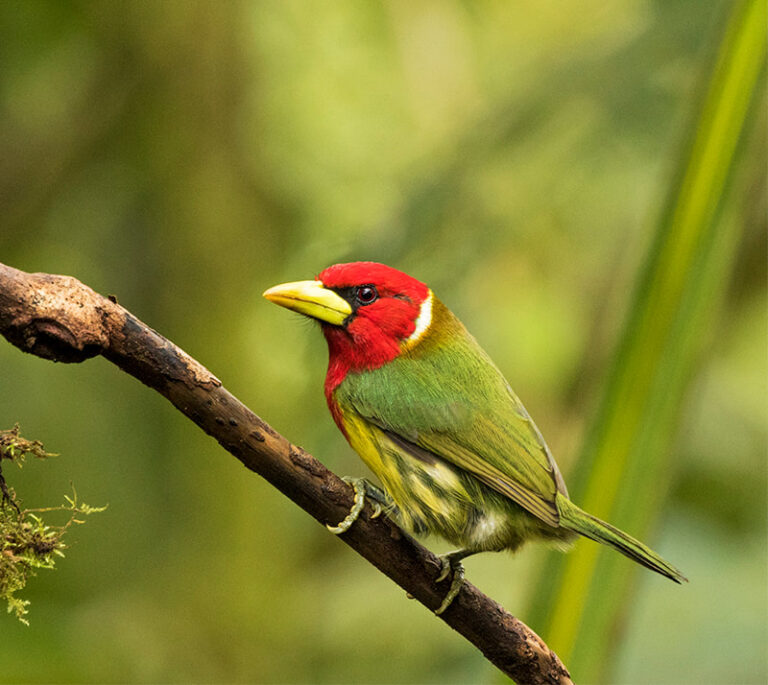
[264,261,432,400]
[318,262,430,374]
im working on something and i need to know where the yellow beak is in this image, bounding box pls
[263,280,352,326]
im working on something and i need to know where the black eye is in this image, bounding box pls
[356,285,378,305]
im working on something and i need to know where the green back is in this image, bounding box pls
[335,296,568,526]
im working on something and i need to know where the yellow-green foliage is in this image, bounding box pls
[0,426,104,624]
[528,1,766,680]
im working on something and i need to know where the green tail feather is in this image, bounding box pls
[556,493,687,583]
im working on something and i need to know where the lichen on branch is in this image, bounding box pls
[0,423,57,464]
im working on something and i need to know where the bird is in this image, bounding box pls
[263,261,686,614]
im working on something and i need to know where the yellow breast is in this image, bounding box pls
[337,404,474,538]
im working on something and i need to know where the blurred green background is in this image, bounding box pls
[0,1,765,683]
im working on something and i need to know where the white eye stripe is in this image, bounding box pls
[403,290,433,348]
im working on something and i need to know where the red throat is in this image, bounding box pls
[322,322,401,433]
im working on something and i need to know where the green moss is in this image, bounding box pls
[0,425,105,624]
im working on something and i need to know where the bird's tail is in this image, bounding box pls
[556,493,687,583]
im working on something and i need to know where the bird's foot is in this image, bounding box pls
[434,551,468,615]
[326,477,389,535]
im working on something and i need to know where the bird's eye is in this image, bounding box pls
[356,285,378,305]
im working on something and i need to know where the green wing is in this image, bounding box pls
[336,299,567,527]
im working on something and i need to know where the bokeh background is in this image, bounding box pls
[1,1,765,683]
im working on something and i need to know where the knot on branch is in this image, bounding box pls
[0,268,111,363]
[12,317,104,362]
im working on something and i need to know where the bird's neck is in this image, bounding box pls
[322,324,398,390]
[321,320,403,435]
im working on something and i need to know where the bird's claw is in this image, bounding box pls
[326,477,366,534]
[436,556,452,584]
[434,552,467,615]
[326,477,388,534]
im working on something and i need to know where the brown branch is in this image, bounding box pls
[0,262,572,685]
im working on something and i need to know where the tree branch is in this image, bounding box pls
[0,262,571,684]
